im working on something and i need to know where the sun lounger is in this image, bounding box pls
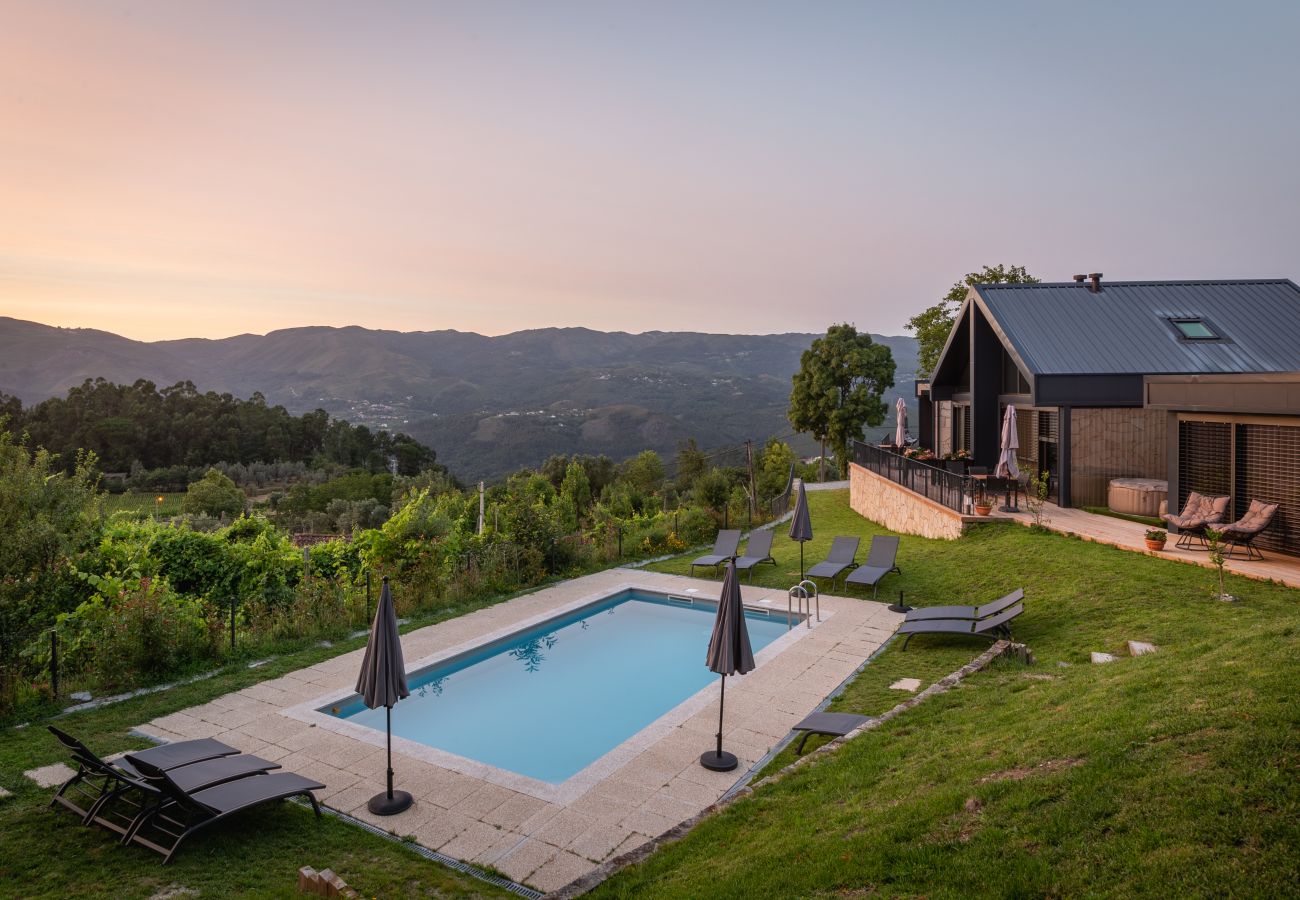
[790,711,871,755]
[805,536,860,587]
[690,529,742,575]
[1217,499,1279,561]
[124,753,324,864]
[843,536,901,597]
[48,726,240,821]
[904,588,1024,623]
[734,530,777,579]
[898,601,1023,649]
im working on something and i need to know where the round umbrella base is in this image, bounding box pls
[367,790,413,816]
[699,750,739,772]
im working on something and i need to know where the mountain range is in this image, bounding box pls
[0,317,918,481]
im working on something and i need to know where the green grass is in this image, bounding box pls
[1083,505,1165,528]
[100,492,185,517]
[588,490,1300,898]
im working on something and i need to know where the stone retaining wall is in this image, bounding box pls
[849,463,1002,540]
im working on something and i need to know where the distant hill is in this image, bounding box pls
[0,318,919,481]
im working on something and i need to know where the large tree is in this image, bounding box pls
[907,264,1039,376]
[789,324,896,479]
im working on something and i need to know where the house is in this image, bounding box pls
[917,275,1300,556]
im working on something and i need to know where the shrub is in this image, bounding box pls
[182,468,245,518]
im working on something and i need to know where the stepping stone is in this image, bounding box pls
[69,690,92,702]
[0,787,12,801]
[1127,640,1158,657]
[1090,652,1117,664]
[24,762,75,788]
[889,677,922,692]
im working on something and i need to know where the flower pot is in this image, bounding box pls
[974,504,993,517]
[1145,538,1166,551]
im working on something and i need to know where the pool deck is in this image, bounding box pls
[135,568,902,893]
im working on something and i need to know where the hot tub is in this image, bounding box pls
[1108,478,1168,517]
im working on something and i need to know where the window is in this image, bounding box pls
[1170,318,1219,340]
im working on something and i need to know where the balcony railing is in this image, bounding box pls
[852,441,969,513]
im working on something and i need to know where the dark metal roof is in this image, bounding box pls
[971,279,1300,376]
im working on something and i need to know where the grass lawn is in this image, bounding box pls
[589,490,1300,898]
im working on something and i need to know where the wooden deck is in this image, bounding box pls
[1000,502,1300,589]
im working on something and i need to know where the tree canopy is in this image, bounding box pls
[11,378,443,477]
[906,264,1039,376]
[789,324,896,478]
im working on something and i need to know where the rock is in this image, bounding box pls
[1090,652,1117,664]
[1057,661,1071,667]
[69,690,92,702]
[1127,640,1157,657]
[964,796,982,812]
[0,787,12,801]
[23,762,76,788]
[889,678,922,692]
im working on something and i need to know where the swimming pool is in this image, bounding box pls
[323,589,794,784]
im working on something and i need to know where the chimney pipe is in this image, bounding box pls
[1072,274,1086,283]
[1088,272,1103,293]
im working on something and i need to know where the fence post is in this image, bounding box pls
[50,629,59,699]
[229,597,237,653]
[617,526,623,559]
[366,570,372,623]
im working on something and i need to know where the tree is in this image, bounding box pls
[789,324,896,479]
[906,264,1039,376]
[673,439,708,493]
[757,439,797,500]
[182,468,245,518]
[621,450,665,495]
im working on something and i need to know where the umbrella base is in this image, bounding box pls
[699,750,739,772]
[367,790,413,816]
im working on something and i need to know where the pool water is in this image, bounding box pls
[326,590,792,783]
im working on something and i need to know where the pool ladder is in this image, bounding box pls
[787,580,819,630]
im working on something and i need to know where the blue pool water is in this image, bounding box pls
[326,590,792,783]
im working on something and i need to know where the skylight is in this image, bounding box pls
[1170,318,1218,340]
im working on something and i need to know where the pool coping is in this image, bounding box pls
[284,580,831,805]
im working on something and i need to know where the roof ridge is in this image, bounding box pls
[977,278,1296,290]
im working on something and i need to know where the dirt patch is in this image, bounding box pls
[978,757,1084,783]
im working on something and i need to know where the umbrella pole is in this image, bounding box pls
[386,705,394,800]
[368,703,413,815]
[799,543,804,582]
[700,674,739,772]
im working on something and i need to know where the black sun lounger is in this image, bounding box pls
[791,711,871,755]
[690,529,742,575]
[89,753,282,842]
[898,601,1023,649]
[904,588,1024,623]
[48,726,241,821]
[843,535,902,597]
[124,753,324,864]
[805,536,861,588]
[734,530,777,579]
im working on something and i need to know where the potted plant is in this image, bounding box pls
[943,449,971,474]
[1144,528,1167,551]
[971,482,992,516]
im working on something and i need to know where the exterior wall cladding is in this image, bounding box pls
[1069,408,1168,508]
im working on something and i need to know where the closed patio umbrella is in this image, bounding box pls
[995,405,1021,512]
[894,397,908,448]
[789,479,813,581]
[356,576,413,815]
[700,559,755,772]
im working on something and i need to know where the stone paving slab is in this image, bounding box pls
[24,762,75,788]
[135,567,900,890]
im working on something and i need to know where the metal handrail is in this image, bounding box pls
[851,441,969,513]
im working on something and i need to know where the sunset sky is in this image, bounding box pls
[2,1,1298,341]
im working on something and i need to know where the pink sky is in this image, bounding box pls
[2,2,1297,340]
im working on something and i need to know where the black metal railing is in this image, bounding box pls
[852,441,969,513]
[769,462,796,517]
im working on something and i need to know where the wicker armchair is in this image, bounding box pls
[1217,499,1280,560]
[1161,491,1230,550]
